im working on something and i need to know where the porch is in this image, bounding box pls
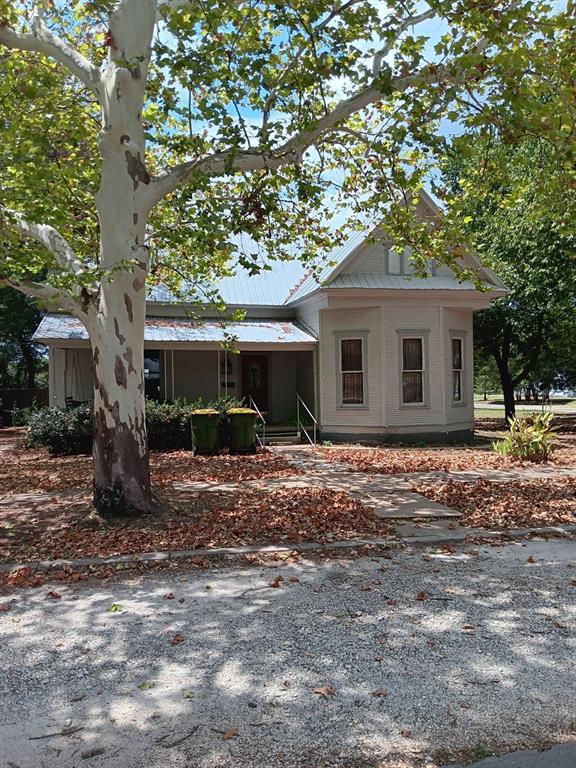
[35,315,318,432]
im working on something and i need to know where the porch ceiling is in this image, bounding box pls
[33,314,317,346]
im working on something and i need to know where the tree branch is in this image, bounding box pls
[372,7,436,77]
[0,7,101,97]
[146,51,478,207]
[1,277,79,313]
[261,0,365,136]
[2,208,85,277]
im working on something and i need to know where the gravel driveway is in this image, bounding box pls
[1,538,575,768]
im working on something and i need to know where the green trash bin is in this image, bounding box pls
[227,407,257,454]
[191,408,220,454]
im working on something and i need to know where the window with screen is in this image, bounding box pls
[402,337,424,404]
[340,338,364,405]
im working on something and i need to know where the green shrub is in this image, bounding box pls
[493,412,556,462]
[26,395,245,454]
[145,399,195,450]
[27,404,93,455]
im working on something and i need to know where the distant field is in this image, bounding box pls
[474,398,576,417]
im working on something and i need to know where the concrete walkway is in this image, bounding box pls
[174,447,461,521]
[449,742,576,768]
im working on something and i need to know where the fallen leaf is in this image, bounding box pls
[400,728,412,738]
[107,603,123,613]
[555,620,568,629]
[81,748,105,759]
[163,592,175,600]
[0,602,12,612]
[462,624,475,632]
[223,727,237,740]
[137,681,154,691]
[370,689,387,697]
[46,591,62,600]
[182,690,195,699]
[527,556,536,563]
[416,591,429,601]
[289,576,300,583]
[171,633,185,645]
[268,575,284,588]
[313,685,335,698]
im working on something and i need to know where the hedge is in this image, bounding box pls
[26,395,244,455]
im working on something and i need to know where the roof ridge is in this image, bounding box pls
[283,267,314,304]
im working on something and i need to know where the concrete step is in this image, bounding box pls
[261,434,302,446]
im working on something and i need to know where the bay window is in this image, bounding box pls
[339,336,365,406]
[401,336,425,405]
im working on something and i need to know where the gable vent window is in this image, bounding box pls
[386,247,413,276]
[340,338,365,405]
[452,337,463,402]
[402,337,424,404]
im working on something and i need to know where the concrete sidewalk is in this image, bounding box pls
[449,742,576,767]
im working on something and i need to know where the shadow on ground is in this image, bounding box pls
[1,539,575,768]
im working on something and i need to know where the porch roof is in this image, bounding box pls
[33,314,317,346]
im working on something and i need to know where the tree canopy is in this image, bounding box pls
[444,136,576,419]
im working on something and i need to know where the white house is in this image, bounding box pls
[33,194,506,443]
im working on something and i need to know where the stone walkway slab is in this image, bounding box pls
[406,466,576,484]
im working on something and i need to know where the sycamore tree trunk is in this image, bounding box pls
[84,0,160,516]
[85,270,161,516]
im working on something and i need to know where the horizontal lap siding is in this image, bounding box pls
[384,306,444,427]
[353,240,388,273]
[443,309,474,425]
[319,307,382,427]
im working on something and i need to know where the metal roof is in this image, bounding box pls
[33,315,317,345]
[326,273,485,291]
[148,258,308,307]
[284,225,377,304]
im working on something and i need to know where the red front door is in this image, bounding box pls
[241,354,269,412]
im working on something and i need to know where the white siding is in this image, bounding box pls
[443,308,474,425]
[383,306,444,427]
[319,307,382,427]
[352,239,389,274]
[295,295,323,335]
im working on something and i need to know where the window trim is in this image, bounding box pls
[397,330,430,408]
[335,331,369,409]
[450,330,467,407]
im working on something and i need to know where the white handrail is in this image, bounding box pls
[296,393,317,445]
[248,396,266,448]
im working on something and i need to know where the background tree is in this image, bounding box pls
[444,138,576,421]
[0,287,43,388]
[0,0,560,514]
